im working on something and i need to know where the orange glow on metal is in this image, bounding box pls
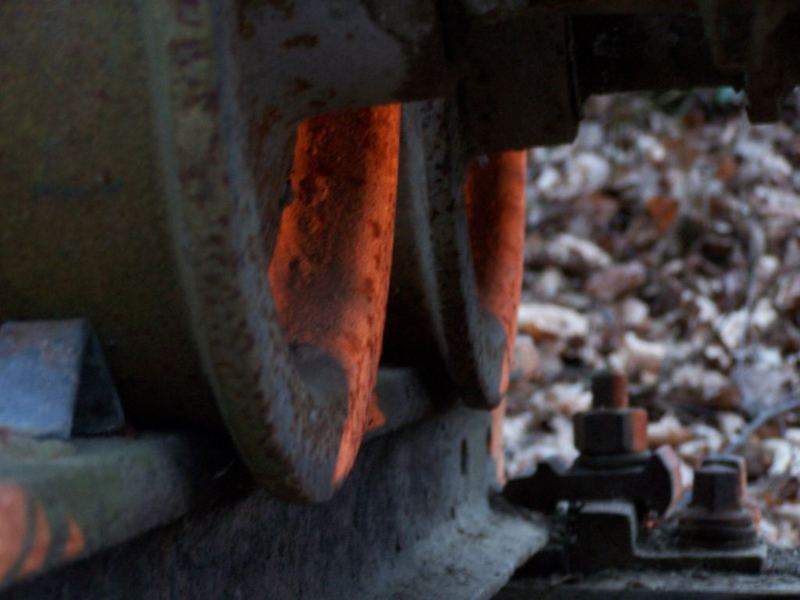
[64,515,85,560]
[366,392,387,430]
[465,151,528,395]
[490,400,507,484]
[269,104,400,485]
[0,483,26,581]
[18,501,51,577]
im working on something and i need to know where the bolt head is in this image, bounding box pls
[591,370,628,408]
[702,454,747,496]
[573,408,647,456]
[691,465,742,512]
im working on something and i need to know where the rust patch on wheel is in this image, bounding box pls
[18,501,51,577]
[0,484,27,581]
[269,105,400,484]
[63,515,85,560]
[465,150,527,396]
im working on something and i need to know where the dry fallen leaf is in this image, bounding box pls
[623,332,666,374]
[511,335,541,383]
[518,302,590,341]
[648,413,693,448]
[665,365,740,410]
[646,195,680,234]
[586,262,647,302]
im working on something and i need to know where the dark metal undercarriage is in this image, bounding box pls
[3,1,800,597]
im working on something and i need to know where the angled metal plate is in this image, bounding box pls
[0,320,123,439]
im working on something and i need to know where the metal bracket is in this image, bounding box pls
[504,373,682,518]
[505,374,764,577]
[504,446,681,518]
[574,500,766,574]
[458,9,581,152]
[0,320,124,439]
[517,499,765,579]
[0,409,547,598]
[698,0,799,122]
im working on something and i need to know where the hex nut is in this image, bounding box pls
[573,408,648,456]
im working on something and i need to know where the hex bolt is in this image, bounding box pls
[591,370,628,409]
[678,461,758,549]
[702,454,747,498]
[702,453,761,524]
[690,465,742,512]
[573,371,648,464]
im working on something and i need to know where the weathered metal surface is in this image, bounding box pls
[0,366,437,593]
[572,7,800,124]
[5,0,800,508]
[385,100,527,409]
[266,106,401,488]
[366,367,435,441]
[499,575,800,599]
[736,4,800,123]
[677,461,759,549]
[0,0,215,428]
[508,451,768,581]
[451,3,800,146]
[575,501,766,574]
[451,1,800,151]
[454,0,788,152]
[461,0,699,18]
[696,1,799,122]
[0,0,446,501]
[457,8,580,152]
[2,409,548,600]
[228,0,453,120]
[514,527,800,595]
[572,14,743,99]
[0,321,123,439]
[591,370,628,409]
[573,371,649,464]
[382,102,452,384]
[702,454,763,528]
[0,433,229,591]
[516,499,766,580]
[574,409,649,457]
[698,0,756,71]
[505,445,682,517]
[465,149,528,400]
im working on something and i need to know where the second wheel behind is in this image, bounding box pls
[385,100,527,409]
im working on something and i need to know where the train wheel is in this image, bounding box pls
[174,100,401,501]
[385,100,527,409]
[0,1,402,502]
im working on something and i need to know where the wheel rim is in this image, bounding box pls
[386,100,527,409]
[465,150,528,398]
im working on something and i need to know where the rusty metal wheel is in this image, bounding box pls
[198,105,401,501]
[465,148,529,402]
[385,100,527,409]
[0,2,410,502]
[1,0,522,501]
[193,105,401,501]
